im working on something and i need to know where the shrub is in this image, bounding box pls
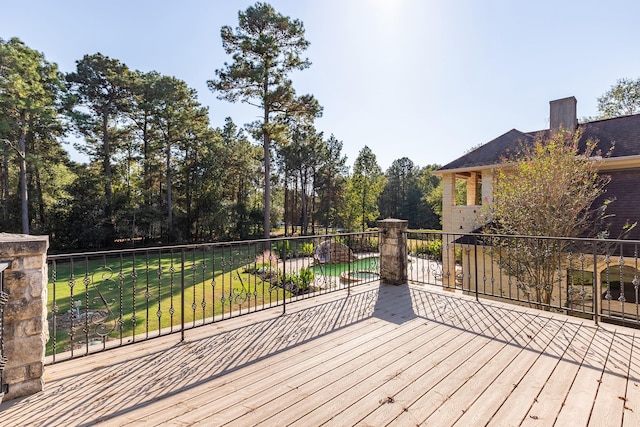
[349,235,378,252]
[297,267,314,288]
[247,250,281,280]
[300,242,314,257]
[277,267,315,295]
[272,240,291,259]
[411,239,442,260]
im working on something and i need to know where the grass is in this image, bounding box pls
[47,245,291,356]
[46,234,385,356]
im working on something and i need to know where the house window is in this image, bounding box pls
[600,265,639,303]
[566,270,594,312]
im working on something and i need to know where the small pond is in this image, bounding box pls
[310,256,379,277]
[340,270,381,283]
[310,256,380,283]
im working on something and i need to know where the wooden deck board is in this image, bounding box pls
[442,317,569,427]
[463,317,574,426]
[169,315,428,425]
[111,288,391,425]
[285,307,502,427]
[519,323,598,427]
[589,330,634,427]
[392,315,559,427]
[356,307,539,427]
[1,282,639,427]
[623,333,640,427]
[554,325,616,427]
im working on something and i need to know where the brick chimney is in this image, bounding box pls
[550,96,577,133]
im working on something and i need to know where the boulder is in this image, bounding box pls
[314,240,354,264]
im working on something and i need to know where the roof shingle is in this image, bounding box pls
[438,114,640,172]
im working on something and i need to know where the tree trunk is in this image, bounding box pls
[1,152,8,223]
[361,185,367,233]
[34,165,45,229]
[165,128,173,241]
[18,138,28,234]
[102,111,113,218]
[263,105,271,239]
[284,169,289,237]
[143,116,150,207]
[18,112,29,234]
[301,169,308,235]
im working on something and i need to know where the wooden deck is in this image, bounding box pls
[2,282,640,426]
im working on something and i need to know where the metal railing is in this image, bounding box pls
[0,260,10,402]
[407,230,640,328]
[46,232,379,363]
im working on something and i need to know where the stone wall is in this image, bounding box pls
[378,219,408,285]
[0,233,49,402]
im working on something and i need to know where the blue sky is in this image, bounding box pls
[2,0,640,170]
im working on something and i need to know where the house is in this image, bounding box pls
[434,96,640,238]
[432,97,640,320]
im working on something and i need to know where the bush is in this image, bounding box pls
[277,267,315,295]
[411,239,442,260]
[299,242,314,257]
[297,267,314,288]
[272,240,291,259]
[245,250,281,280]
[342,235,379,252]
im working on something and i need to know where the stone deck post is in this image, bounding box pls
[0,234,49,402]
[377,219,408,285]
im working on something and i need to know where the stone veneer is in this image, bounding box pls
[377,219,408,285]
[0,233,49,402]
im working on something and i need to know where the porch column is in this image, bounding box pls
[441,173,455,232]
[0,234,49,402]
[467,172,479,206]
[377,219,408,285]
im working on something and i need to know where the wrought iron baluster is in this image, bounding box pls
[144,252,150,339]
[130,253,137,342]
[156,255,163,334]
[169,253,176,331]
[50,260,58,361]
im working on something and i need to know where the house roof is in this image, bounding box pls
[437,113,640,172]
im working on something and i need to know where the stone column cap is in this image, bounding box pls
[0,234,49,257]
[377,218,408,228]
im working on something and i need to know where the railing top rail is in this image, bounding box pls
[47,230,380,261]
[405,229,640,246]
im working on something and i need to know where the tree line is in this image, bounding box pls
[5,2,636,251]
[0,15,444,251]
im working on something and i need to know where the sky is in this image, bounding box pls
[2,0,640,171]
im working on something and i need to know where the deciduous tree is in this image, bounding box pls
[597,77,640,119]
[345,146,385,232]
[488,128,613,307]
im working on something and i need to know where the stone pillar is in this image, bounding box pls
[0,233,49,402]
[440,173,458,290]
[466,172,479,206]
[481,169,493,207]
[441,173,455,233]
[377,219,408,285]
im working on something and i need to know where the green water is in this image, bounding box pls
[310,256,379,277]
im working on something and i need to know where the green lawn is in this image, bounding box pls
[47,245,290,356]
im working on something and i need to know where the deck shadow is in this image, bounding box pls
[1,282,637,426]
